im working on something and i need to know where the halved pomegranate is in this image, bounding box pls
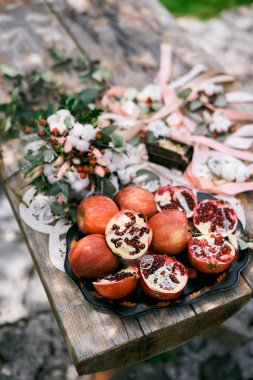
[193,199,238,237]
[155,185,197,218]
[188,234,236,274]
[92,266,139,299]
[105,210,152,259]
[139,255,188,300]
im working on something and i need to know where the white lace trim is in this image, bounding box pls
[19,187,71,272]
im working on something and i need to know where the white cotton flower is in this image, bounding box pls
[44,164,58,184]
[147,120,170,138]
[121,100,140,118]
[71,123,84,137]
[201,83,223,97]
[220,163,236,182]
[47,109,75,134]
[75,139,90,152]
[209,112,231,133]
[81,124,96,141]
[65,170,77,185]
[123,87,138,101]
[235,165,249,182]
[118,166,136,185]
[71,177,90,192]
[137,84,162,102]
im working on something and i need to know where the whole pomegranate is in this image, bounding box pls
[105,210,153,259]
[193,199,238,237]
[92,266,139,299]
[114,187,157,218]
[188,233,236,274]
[77,195,119,235]
[140,255,188,300]
[69,234,119,279]
[149,209,190,255]
[155,185,197,218]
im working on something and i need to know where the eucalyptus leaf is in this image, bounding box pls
[0,64,20,77]
[102,177,116,197]
[146,131,156,143]
[177,87,192,100]
[43,149,55,163]
[189,99,203,112]
[195,123,208,136]
[91,68,111,82]
[237,238,248,251]
[136,169,159,182]
[213,93,228,108]
[127,134,141,146]
[111,133,123,148]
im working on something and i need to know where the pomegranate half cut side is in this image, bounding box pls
[92,266,139,299]
[140,255,188,300]
[188,234,236,274]
[193,199,238,237]
[105,210,153,259]
[155,185,197,218]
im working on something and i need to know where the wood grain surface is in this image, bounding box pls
[0,0,252,375]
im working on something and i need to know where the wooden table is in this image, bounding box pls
[1,0,253,375]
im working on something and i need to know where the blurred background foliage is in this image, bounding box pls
[160,0,253,18]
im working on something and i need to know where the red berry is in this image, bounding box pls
[49,136,56,143]
[87,152,93,158]
[52,128,60,135]
[89,167,95,174]
[139,131,146,139]
[78,152,84,156]
[96,132,102,140]
[70,152,75,158]
[38,130,45,137]
[24,125,31,134]
[83,166,89,172]
[77,166,83,173]
[104,167,110,174]
[39,119,47,126]
[100,149,105,155]
[90,159,96,166]
[80,173,87,179]
[145,99,152,108]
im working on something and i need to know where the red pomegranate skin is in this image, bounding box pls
[114,187,157,218]
[77,195,119,234]
[69,234,119,279]
[149,210,190,255]
[92,266,139,299]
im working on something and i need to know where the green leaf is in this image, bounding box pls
[50,201,64,216]
[43,149,55,163]
[177,87,192,100]
[135,169,159,182]
[48,47,64,61]
[213,93,228,108]
[127,134,141,146]
[237,238,248,251]
[111,133,123,148]
[102,177,116,197]
[3,116,11,132]
[189,99,203,112]
[91,68,111,82]
[0,64,20,77]
[146,130,156,143]
[101,124,118,136]
[79,87,101,105]
[195,123,208,136]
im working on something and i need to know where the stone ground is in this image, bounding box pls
[1,4,253,380]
